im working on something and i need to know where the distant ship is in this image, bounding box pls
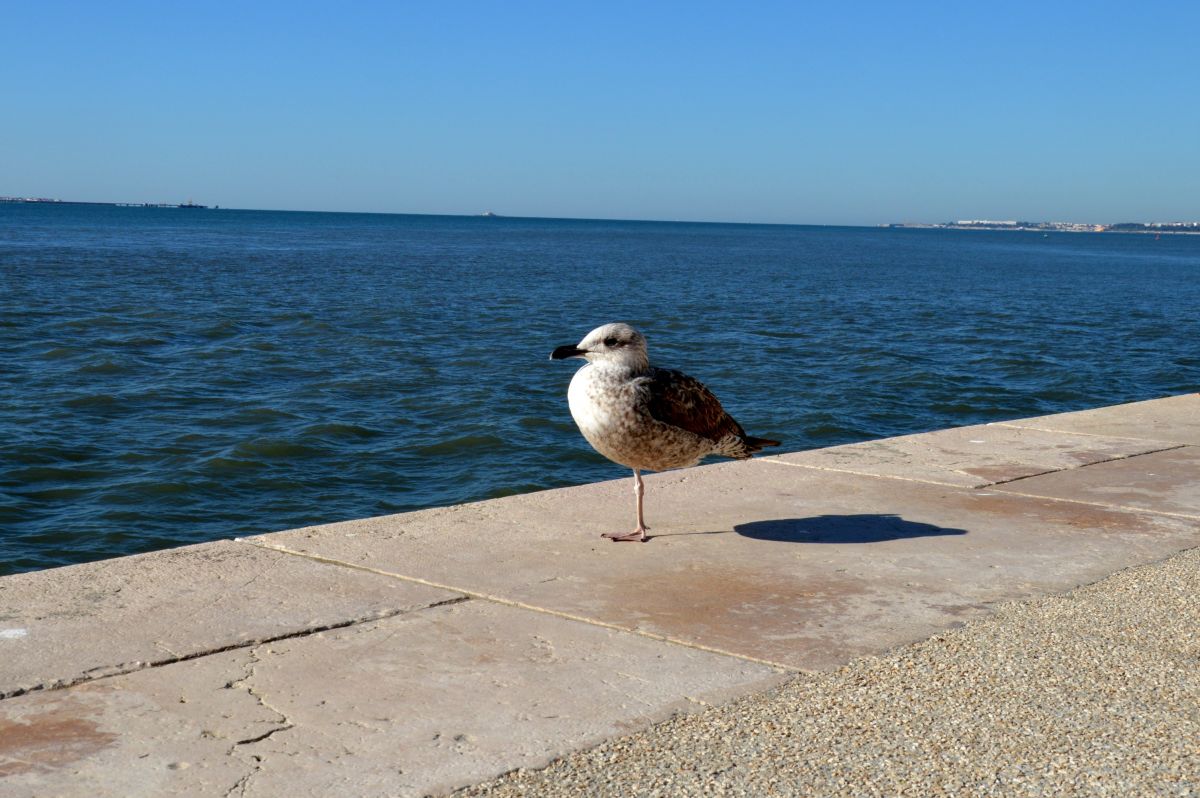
[481,211,500,218]
[179,200,208,209]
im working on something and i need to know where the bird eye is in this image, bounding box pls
[603,337,619,347]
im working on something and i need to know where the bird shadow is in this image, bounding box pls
[733,514,968,544]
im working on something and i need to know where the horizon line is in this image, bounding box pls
[4,196,1197,229]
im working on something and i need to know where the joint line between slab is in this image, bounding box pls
[237,538,799,674]
[990,422,1185,444]
[758,458,969,488]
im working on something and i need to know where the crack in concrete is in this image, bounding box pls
[235,725,292,746]
[0,595,471,703]
[227,644,293,750]
[224,767,256,798]
[222,642,295,796]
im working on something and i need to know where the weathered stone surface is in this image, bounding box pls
[0,650,277,797]
[995,446,1200,518]
[999,393,1200,444]
[5,395,1200,797]
[769,423,1170,487]
[0,601,782,798]
[247,460,1200,671]
[0,540,457,698]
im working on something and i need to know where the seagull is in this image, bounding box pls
[550,323,780,542]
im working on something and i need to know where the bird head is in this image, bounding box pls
[550,322,650,371]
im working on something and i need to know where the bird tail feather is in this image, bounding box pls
[744,435,781,453]
[718,434,781,459]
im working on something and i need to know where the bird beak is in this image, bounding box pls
[550,345,587,360]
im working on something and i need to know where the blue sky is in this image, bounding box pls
[3,1,1198,224]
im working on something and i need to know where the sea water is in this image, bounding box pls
[2,204,1198,573]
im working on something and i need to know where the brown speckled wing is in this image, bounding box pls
[639,367,746,443]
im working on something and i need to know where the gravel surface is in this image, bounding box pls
[456,547,1200,797]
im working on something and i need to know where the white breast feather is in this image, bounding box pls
[567,365,611,435]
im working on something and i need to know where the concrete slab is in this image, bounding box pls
[999,393,1200,444]
[0,600,782,798]
[768,423,1171,487]
[0,540,458,699]
[995,446,1200,519]
[247,460,1200,671]
[457,546,1200,798]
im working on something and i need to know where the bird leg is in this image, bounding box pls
[603,469,648,542]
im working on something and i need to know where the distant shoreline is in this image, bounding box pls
[886,221,1200,235]
[1,197,212,210]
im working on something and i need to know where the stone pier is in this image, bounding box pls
[2,394,1197,796]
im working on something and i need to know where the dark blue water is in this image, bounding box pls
[2,204,1198,574]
